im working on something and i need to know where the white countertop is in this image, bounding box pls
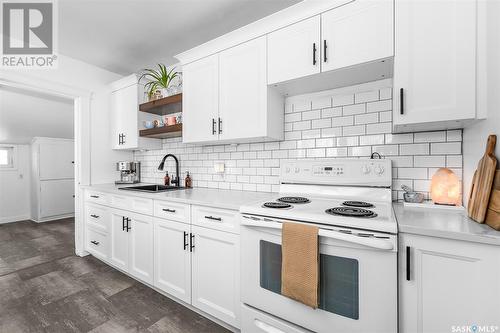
[81,183,276,210]
[393,203,500,246]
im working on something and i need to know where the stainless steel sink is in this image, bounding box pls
[119,185,185,193]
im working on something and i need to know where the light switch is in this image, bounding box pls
[214,162,225,173]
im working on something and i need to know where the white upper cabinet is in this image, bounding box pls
[182,37,283,145]
[393,0,477,132]
[109,75,161,150]
[267,16,321,85]
[182,54,220,143]
[321,0,393,72]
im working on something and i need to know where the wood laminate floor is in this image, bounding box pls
[0,218,230,333]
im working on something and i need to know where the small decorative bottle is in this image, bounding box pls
[164,172,170,186]
[185,171,192,188]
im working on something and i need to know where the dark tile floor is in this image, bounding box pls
[0,218,230,333]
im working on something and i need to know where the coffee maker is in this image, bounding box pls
[116,161,141,184]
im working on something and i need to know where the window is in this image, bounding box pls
[0,146,16,169]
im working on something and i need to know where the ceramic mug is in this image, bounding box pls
[143,121,154,129]
[165,116,177,126]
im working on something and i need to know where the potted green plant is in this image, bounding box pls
[138,64,179,100]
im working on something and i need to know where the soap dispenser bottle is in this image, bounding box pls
[164,172,170,186]
[185,171,192,188]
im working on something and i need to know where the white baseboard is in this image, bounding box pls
[0,215,31,224]
[33,213,75,223]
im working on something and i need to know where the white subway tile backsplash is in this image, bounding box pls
[431,142,462,155]
[400,143,429,156]
[355,90,379,103]
[332,94,354,106]
[414,131,446,143]
[343,103,366,116]
[135,81,463,201]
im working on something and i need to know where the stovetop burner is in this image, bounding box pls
[342,200,374,208]
[326,207,377,218]
[263,202,292,209]
[277,196,310,204]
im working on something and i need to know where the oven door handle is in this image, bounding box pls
[241,219,394,251]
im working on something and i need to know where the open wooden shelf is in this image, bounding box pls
[139,93,182,115]
[139,124,182,139]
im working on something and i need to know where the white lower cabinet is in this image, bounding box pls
[85,194,241,329]
[109,209,154,284]
[191,225,240,328]
[154,218,191,304]
[399,233,500,333]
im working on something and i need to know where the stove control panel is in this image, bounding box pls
[281,159,392,187]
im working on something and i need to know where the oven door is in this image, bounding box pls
[241,216,397,333]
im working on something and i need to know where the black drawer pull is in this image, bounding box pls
[90,214,99,219]
[204,215,222,222]
[183,231,189,250]
[400,88,404,115]
[163,208,176,213]
[406,246,411,281]
[190,233,195,252]
[90,195,99,198]
[90,240,99,245]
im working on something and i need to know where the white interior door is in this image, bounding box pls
[39,179,74,218]
[154,218,191,303]
[182,54,219,143]
[267,15,321,84]
[39,140,74,180]
[321,0,393,72]
[393,0,476,126]
[218,36,267,141]
[128,212,154,284]
[191,225,240,328]
[109,210,129,271]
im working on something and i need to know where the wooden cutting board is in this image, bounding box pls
[468,135,497,223]
[485,170,500,230]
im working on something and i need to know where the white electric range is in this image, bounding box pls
[239,158,397,333]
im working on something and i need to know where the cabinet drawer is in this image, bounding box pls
[154,200,190,223]
[85,204,110,232]
[191,205,239,234]
[85,191,108,205]
[86,228,109,260]
[110,194,153,215]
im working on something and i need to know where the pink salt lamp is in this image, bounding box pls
[430,168,461,206]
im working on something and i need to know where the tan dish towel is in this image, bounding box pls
[281,222,319,308]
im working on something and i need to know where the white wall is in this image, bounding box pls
[0,145,30,223]
[0,87,74,144]
[1,54,131,184]
[463,0,500,206]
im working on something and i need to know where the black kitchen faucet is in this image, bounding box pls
[158,154,180,187]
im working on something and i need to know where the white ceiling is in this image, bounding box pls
[59,0,301,75]
[0,87,74,144]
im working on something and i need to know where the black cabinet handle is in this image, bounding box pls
[190,233,195,252]
[122,216,126,231]
[118,134,123,145]
[406,246,411,281]
[218,117,222,134]
[212,118,216,135]
[400,88,404,115]
[126,218,131,232]
[90,214,99,219]
[90,195,99,198]
[91,240,99,245]
[162,208,176,213]
[122,133,126,144]
[204,215,222,222]
[183,231,189,250]
[323,40,327,62]
[313,43,317,65]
